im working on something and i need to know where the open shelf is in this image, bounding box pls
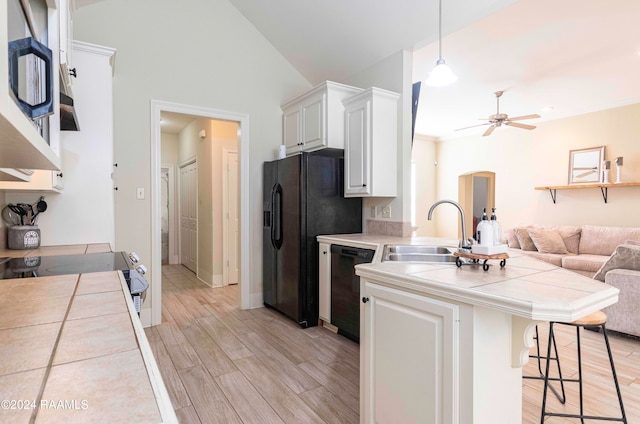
[534,182,640,204]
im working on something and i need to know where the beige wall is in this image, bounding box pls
[411,135,438,236]
[74,0,310,308]
[428,102,640,239]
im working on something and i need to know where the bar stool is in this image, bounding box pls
[540,311,627,423]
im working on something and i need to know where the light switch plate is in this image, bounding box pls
[382,206,391,218]
[136,187,144,200]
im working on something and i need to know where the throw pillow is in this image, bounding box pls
[505,229,520,248]
[593,243,640,281]
[514,228,537,251]
[528,229,570,254]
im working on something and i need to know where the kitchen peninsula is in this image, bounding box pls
[355,247,618,424]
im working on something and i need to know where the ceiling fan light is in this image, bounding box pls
[425,59,457,87]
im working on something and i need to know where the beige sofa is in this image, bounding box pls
[505,224,640,337]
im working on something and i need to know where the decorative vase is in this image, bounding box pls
[615,157,623,183]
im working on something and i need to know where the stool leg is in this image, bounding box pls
[549,326,566,404]
[540,322,555,424]
[526,325,566,403]
[534,325,543,376]
[576,326,585,424]
[602,324,628,424]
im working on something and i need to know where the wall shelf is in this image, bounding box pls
[534,182,640,204]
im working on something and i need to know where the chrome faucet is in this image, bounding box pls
[427,199,472,249]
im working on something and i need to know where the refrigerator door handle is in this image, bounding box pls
[271,183,283,250]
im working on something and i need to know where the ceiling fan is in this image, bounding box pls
[456,91,541,137]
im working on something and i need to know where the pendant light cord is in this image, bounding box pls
[438,0,443,60]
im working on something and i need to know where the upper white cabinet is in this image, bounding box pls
[343,88,399,197]
[281,81,362,156]
[0,0,62,173]
[58,0,75,93]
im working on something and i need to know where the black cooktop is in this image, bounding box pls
[0,252,132,280]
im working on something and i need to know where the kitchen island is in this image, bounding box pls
[0,270,176,423]
[355,248,619,424]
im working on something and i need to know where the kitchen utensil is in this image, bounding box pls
[2,205,20,226]
[17,203,33,225]
[8,204,27,225]
[31,197,48,224]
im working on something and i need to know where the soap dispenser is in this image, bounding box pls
[476,208,494,246]
[490,208,503,246]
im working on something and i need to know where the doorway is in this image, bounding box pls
[458,171,496,240]
[179,160,198,273]
[160,166,177,265]
[150,100,250,327]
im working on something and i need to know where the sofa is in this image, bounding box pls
[505,224,640,337]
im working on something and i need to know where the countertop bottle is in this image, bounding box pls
[477,208,494,246]
[490,208,503,246]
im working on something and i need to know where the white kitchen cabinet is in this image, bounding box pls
[0,0,62,172]
[281,81,362,156]
[0,168,64,192]
[343,88,399,197]
[360,279,459,424]
[318,242,331,323]
[58,0,75,92]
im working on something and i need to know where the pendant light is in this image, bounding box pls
[425,0,457,87]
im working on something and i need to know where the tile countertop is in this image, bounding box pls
[0,243,113,258]
[0,271,177,423]
[355,247,619,323]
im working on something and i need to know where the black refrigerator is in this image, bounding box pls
[263,150,362,328]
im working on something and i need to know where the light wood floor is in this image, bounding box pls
[148,265,640,423]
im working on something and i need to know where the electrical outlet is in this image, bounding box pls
[382,206,391,218]
[371,206,377,218]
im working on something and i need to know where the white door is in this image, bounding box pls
[223,150,239,285]
[180,161,197,273]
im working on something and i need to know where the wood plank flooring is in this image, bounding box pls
[148,265,640,423]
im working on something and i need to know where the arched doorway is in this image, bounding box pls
[458,171,495,240]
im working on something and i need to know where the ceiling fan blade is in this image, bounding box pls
[505,121,536,130]
[508,114,541,121]
[455,122,491,131]
[482,125,496,137]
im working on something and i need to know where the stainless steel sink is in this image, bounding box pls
[381,245,458,263]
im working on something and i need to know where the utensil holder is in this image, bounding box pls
[8,225,41,250]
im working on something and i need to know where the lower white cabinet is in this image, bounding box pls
[360,280,459,424]
[318,242,331,322]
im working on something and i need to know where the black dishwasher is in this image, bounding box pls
[331,245,375,342]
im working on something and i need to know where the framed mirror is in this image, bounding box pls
[568,146,605,184]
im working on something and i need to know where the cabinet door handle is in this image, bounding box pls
[362,184,367,187]
[56,172,63,178]
[323,251,326,254]
[362,297,369,303]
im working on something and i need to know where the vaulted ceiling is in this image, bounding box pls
[78,0,640,139]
